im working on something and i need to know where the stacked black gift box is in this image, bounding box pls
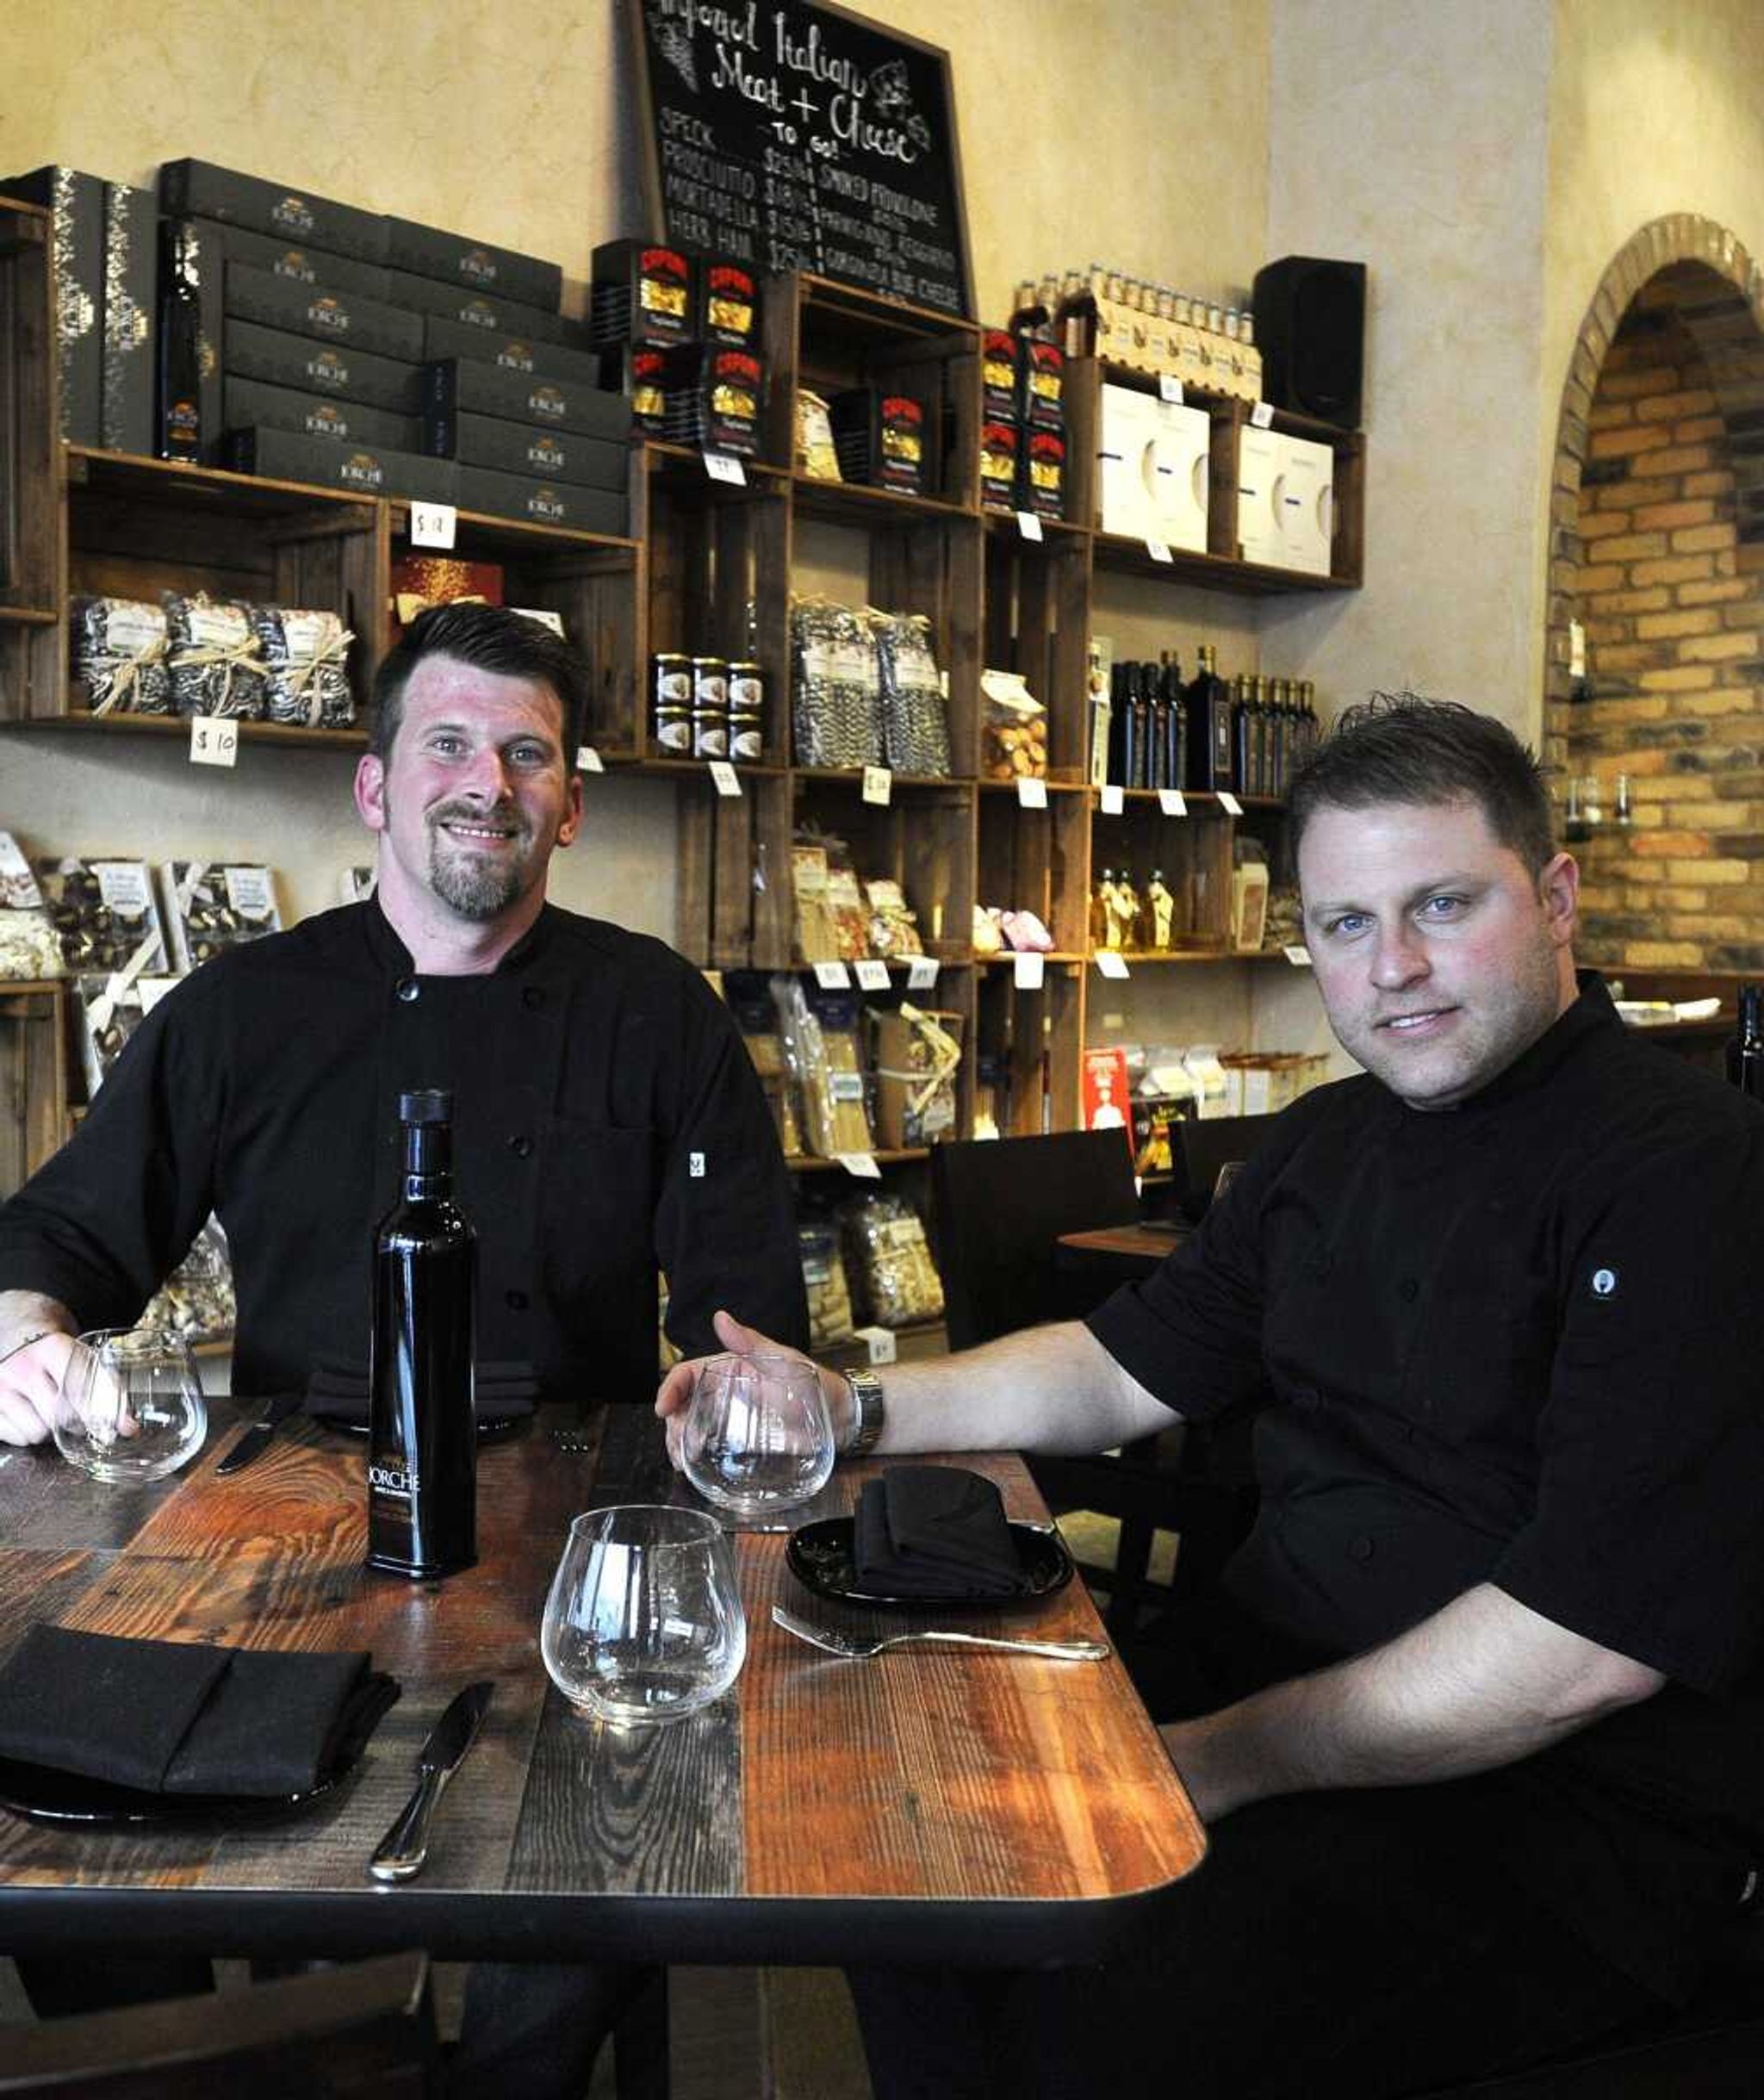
[589,239,764,459]
[978,323,1066,520]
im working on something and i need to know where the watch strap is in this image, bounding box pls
[843,1368,885,1457]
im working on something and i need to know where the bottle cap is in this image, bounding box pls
[400,1088,453,1125]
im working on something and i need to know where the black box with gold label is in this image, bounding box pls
[225,319,424,415]
[425,407,626,492]
[699,259,761,349]
[589,240,694,349]
[981,328,1017,423]
[3,165,103,444]
[829,388,926,496]
[1016,338,1065,432]
[102,181,158,456]
[382,216,562,313]
[421,315,602,390]
[455,466,626,537]
[599,342,668,438]
[158,159,389,264]
[979,417,1020,513]
[382,268,575,345]
[1018,426,1065,519]
[190,216,389,301]
[662,345,762,458]
[230,426,457,503]
[225,376,421,453]
[225,263,423,363]
[425,357,631,443]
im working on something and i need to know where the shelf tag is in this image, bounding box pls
[854,1322,898,1364]
[854,960,891,991]
[861,764,892,806]
[1099,783,1125,816]
[1284,944,1313,967]
[836,1152,882,1180]
[1016,775,1048,811]
[704,451,747,486]
[575,745,605,774]
[1095,948,1131,979]
[1013,951,1046,991]
[1217,790,1244,816]
[1146,538,1173,564]
[1158,374,1184,405]
[907,956,940,990]
[1158,787,1188,817]
[1016,509,1044,543]
[709,760,742,798]
[189,716,239,769]
[813,960,853,990]
[1251,401,1276,431]
[410,500,457,550]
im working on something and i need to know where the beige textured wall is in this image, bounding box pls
[0,0,1274,941]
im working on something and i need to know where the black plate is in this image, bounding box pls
[786,1516,1075,1610]
[0,1749,357,1830]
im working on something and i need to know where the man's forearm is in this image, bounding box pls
[864,1319,1176,1455]
[1165,1582,1666,1823]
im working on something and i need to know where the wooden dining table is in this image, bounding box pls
[0,1401,1205,1972]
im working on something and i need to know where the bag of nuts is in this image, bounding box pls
[981,668,1047,781]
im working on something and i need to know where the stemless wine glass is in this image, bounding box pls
[680,1351,836,1519]
[540,1505,747,1727]
[51,1325,208,1483]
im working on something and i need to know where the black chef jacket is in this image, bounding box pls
[0,900,807,1403]
[1090,974,1764,1997]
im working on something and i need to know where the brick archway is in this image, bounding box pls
[1544,214,1764,972]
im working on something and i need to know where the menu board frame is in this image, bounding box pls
[624,0,975,320]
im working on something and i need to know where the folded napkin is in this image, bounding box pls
[854,1466,1028,1599]
[307,1358,538,1427]
[0,1625,399,1798]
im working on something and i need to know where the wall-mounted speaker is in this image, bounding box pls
[1252,257,1366,430]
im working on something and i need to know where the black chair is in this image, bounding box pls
[0,1951,440,2097]
[929,1131,1256,1635]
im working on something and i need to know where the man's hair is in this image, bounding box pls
[1287,692,1557,875]
[370,603,589,763]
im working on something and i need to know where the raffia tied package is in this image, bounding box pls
[160,862,283,972]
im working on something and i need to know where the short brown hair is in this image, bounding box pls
[1288,693,1556,875]
[370,603,589,762]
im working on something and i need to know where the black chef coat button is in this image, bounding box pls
[508,1134,532,1159]
[1399,1277,1419,1302]
[1350,1534,1375,1563]
[522,985,546,1010]
[394,976,419,1003]
[505,1289,530,1311]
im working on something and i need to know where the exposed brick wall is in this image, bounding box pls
[1566,264,1764,973]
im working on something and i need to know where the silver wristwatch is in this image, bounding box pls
[842,1368,885,1457]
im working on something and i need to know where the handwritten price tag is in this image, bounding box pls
[709,760,742,798]
[862,764,892,806]
[836,1153,882,1180]
[1016,775,1048,811]
[1013,951,1046,991]
[1158,375,1184,405]
[1284,944,1313,967]
[1146,539,1173,564]
[189,717,239,769]
[410,501,457,550]
[1100,783,1125,816]
[813,961,852,990]
[704,451,747,486]
[907,956,940,990]
[854,960,891,991]
[575,745,605,774]
[1095,948,1131,979]
[1016,509,1044,542]
[1158,787,1188,817]
[1251,401,1276,431]
[1217,790,1245,816]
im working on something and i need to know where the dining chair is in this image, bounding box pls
[0,1950,440,2098]
[929,1130,1257,1636]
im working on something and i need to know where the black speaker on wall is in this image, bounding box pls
[1252,257,1366,429]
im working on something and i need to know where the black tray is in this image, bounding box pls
[786,1515,1075,1610]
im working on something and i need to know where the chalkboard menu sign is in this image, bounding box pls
[625,0,974,319]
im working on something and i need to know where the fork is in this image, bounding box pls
[772,1604,1109,1662]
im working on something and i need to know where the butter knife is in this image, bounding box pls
[368,1681,494,1884]
[215,1391,304,1476]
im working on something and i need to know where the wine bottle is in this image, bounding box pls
[156,220,203,463]
[368,1088,478,1580]
[1108,662,1133,786]
[1185,644,1233,792]
[1146,665,1170,792]
[1160,651,1187,788]
[1232,676,1254,797]
[1730,985,1764,1100]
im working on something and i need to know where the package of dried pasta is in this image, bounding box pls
[837,1188,944,1328]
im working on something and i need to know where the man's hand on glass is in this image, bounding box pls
[655,1308,852,1469]
[0,1323,79,1446]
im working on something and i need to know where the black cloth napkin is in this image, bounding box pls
[854,1466,1028,1599]
[0,1625,399,1797]
[307,1358,538,1426]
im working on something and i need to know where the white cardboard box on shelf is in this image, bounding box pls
[1238,426,1334,574]
[1097,385,1209,549]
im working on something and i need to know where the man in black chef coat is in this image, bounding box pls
[0,602,805,2089]
[662,696,1764,2097]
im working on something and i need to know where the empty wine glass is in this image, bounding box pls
[52,1326,208,1483]
[541,1505,746,1727]
[680,1351,836,1519]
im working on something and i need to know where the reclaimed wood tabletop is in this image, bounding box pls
[0,1401,1205,1968]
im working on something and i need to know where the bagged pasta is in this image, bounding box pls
[798,1215,856,1349]
[866,878,922,960]
[795,388,842,481]
[163,592,267,719]
[837,1189,944,1328]
[791,596,882,768]
[248,606,355,727]
[866,609,951,776]
[771,974,873,1158]
[69,596,172,716]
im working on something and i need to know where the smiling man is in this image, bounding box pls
[661,696,1764,2099]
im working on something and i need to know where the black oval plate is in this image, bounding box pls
[786,1516,1075,1610]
